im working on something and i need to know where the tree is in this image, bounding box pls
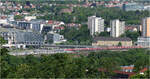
[12,64,31,78]
[14,15,24,20]
[0,36,6,45]
[134,55,149,72]
[0,48,9,78]
[130,70,150,78]
[0,48,9,56]
[130,74,146,79]
[0,48,149,78]
[99,32,110,37]
[121,30,140,42]
[118,42,122,46]
[60,25,92,45]
[99,57,119,77]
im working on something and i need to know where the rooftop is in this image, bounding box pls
[121,66,134,70]
[139,68,148,73]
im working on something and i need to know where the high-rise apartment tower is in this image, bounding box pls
[88,16,104,36]
[110,19,125,37]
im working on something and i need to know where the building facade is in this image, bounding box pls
[16,21,31,29]
[30,22,44,33]
[137,17,150,48]
[88,16,104,36]
[122,3,144,11]
[0,28,44,48]
[110,19,125,37]
[141,17,150,37]
[29,20,46,33]
[10,20,45,33]
[137,37,150,48]
[24,16,36,21]
[45,32,66,44]
[92,37,132,46]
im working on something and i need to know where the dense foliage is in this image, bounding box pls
[1,48,149,78]
[121,30,141,42]
[0,36,6,45]
[37,6,149,25]
[14,15,24,20]
[131,70,150,78]
[98,32,110,37]
[60,25,92,45]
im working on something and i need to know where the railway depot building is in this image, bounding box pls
[92,37,132,46]
[0,28,44,48]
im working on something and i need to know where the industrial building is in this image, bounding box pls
[0,28,44,48]
[10,19,46,33]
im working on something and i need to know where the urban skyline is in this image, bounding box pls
[0,0,150,78]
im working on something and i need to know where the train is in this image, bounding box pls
[64,46,143,51]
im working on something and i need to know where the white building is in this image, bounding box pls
[7,15,14,21]
[106,27,111,32]
[88,16,104,36]
[30,22,44,33]
[110,19,125,37]
[144,5,150,10]
[0,19,8,25]
[137,37,150,48]
[11,20,45,33]
[25,16,36,21]
[45,32,66,44]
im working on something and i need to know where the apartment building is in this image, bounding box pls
[137,17,150,48]
[110,19,125,37]
[88,16,104,36]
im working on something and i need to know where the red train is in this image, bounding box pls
[64,46,142,51]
